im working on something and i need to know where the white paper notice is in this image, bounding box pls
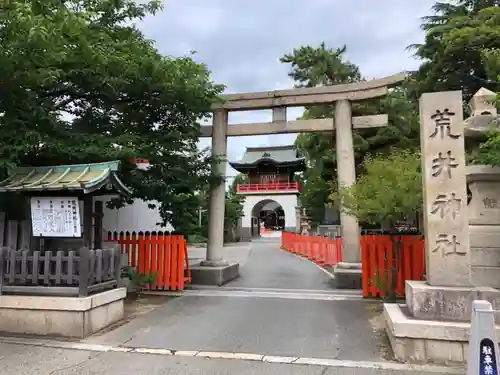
[30,197,82,237]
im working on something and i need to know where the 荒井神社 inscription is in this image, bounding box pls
[431,151,459,179]
[420,91,470,286]
[431,193,462,219]
[432,233,466,257]
[430,108,461,140]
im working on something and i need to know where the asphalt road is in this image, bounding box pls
[225,237,334,290]
[83,238,379,361]
[84,294,380,361]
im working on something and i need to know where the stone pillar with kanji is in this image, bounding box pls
[383,90,500,365]
[420,90,471,287]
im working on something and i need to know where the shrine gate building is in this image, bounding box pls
[229,145,305,240]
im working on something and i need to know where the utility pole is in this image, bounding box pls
[198,207,207,227]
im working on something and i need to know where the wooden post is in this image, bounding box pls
[0,212,5,247]
[93,200,103,250]
[113,244,122,287]
[0,247,5,295]
[78,246,89,297]
[83,195,93,249]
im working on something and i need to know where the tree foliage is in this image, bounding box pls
[0,0,224,232]
[465,47,500,168]
[413,1,500,171]
[225,174,247,238]
[331,150,422,301]
[411,0,500,101]
[482,48,500,83]
[331,150,422,227]
[191,174,247,243]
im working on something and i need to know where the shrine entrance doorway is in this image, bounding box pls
[244,196,297,239]
[251,199,284,236]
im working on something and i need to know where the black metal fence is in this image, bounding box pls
[0,246,122,297]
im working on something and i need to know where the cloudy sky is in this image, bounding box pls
[138,0,437,179]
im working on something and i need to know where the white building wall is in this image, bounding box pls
[242,194,298,230]
[93,194,174,236]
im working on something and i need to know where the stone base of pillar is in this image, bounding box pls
[384,280,500,364]
[190,262,240,286]
[406,280,500,322]
[332,262,362,289]
[200,259,229,267]
[384,303,476,364]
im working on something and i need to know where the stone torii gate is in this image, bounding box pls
[189,73,407,287]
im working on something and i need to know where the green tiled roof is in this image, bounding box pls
[229,145,306,173]
[0,161,131,195]
[231,145,305,165]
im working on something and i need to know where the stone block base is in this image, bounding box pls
[384,302,500,364]
[190,262,239,286]
[406,280,500,322]
[0,288,126,338]
[332,262,362,289]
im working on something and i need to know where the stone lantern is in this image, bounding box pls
[464,88,500,287]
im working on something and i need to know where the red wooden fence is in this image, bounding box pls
[108,231,191,291]
[281,232,343,267]
[280,232,425,297]
[361,234,425,297]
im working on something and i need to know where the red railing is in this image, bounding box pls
[280,232,426,297]
[237,181,300,193]
[281,232,343,267]
[107,231,191,291]
[361,234,425,298]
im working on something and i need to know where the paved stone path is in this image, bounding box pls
[225,237,333,290]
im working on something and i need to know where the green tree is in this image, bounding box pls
[412,1,500,170]
[281,44,419,227]
[331,150,422,301]
[0,0,224,232]
[462,48,500,168]
[190,174,247,243]
[482,48,500,83]
[411,0,500,101]
[481,47,500,107]
[224,174,247,241]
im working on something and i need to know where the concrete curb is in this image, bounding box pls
[0,336,464,373]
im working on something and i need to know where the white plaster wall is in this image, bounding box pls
[242,194,298,229]
[93,195,174,235]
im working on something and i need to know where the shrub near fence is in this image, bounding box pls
[280,232,426,297]
[108,231,191,291]
[0,246,121,297]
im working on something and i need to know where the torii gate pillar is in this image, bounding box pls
[333,99,362,289]
[190,109,240,286]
